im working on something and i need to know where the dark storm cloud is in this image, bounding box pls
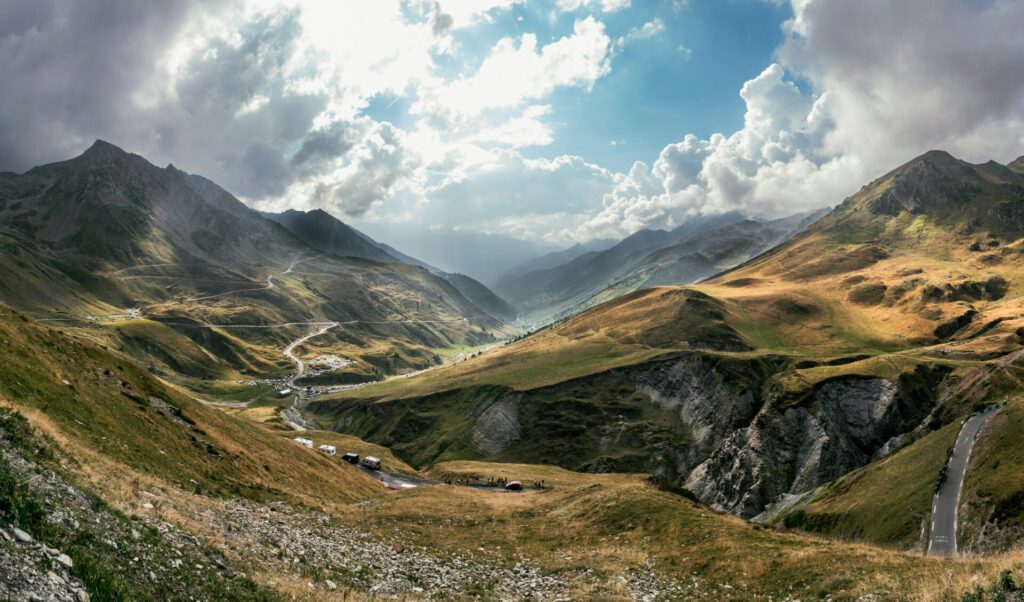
[0,1,353,202]
[291,123,355,169]
[0,0,200,171]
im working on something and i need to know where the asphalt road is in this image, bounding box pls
[928,412,996,557]
[355,465,438,489]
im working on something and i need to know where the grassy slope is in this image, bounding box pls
[349,460,1024,601]
[0,303,382,505]
[323,287,746,403]
[8,303,1024,599]
[960,395,1024,550]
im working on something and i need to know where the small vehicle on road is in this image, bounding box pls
[342,452,360,464]
[360,455,382,470]
[318,444,336,456]
[504,480,523,491]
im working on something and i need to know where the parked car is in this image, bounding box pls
[293,437,313,449]
[318,444,336,456]
[360,455,382,470]
[342,452,360,464]
[505,480,523,491]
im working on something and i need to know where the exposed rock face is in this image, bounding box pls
[632,355,764,478]
[471,397,522,454]
[319,353,948,521]
[683,373,942,518]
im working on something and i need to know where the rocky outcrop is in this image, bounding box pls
[631,355,768,479]
[471,397,522,454]
[683,370,945,518]
[317,352,949,521]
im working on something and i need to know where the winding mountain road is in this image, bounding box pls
[928,410,998,557]
[283,323,339,386]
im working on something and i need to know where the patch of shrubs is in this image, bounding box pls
[961,570,1017,602]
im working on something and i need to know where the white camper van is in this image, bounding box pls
[360,455,382,470]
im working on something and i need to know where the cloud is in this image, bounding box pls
[615,17,665,50]
[351,149,615,245]
[556,0,631,13]
[777,0,1024,168]
[413,17,612,121]
[0,0,205,170]
[574,63,859,240]
[574,0,1024,242]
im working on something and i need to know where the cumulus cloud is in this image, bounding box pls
[573,0,1024,242]
[413,17,612,121]
[778,0,1024,168]
[614,17,665,51]
[574,63,855,240]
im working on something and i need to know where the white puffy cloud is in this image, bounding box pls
[574,63,858,241]
[614,17,666,51]
[413,17,612,121]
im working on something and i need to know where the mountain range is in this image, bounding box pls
[3,142,1024,600]
[493,209,827,322]
[263,208,518,322]
[0,141,516,388]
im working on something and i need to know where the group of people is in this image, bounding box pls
[441,474,546,489]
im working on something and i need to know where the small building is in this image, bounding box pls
[293,437,313,449]
[318,444,336,456]
[278,388,293,397]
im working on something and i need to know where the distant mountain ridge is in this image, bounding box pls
[494,210,825,321]
[497,238,616,283]
[263,208,517,321]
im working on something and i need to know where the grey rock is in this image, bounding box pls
[12,527,32,543]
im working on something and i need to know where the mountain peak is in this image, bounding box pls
[891,149,964,174]
[917,149,956,162]
[1009,154,1024,174]
[82,139,128,158]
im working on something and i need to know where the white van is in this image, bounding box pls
[293,437,313,449]
[318,444,337,456]
[360,455,382,470]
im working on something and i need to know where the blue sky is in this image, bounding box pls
[363,1,793,173]
[531,1,792,171]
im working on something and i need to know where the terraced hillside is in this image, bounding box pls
[310,150,1024,552]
